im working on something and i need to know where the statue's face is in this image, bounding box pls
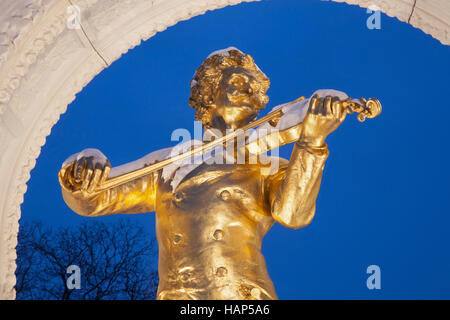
[210,66,267,132]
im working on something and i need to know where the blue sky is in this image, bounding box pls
[21,0,450,299]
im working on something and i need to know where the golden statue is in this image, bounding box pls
[58,48,381,300]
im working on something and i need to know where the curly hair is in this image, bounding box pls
[188,48,270,127]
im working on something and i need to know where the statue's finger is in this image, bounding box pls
[340,104,347,122]
[58,164,71,188]
[324,96,333,116]
[331,97,341,119]
[73,160,79,181]
[308,94,319,113]
[336,98,347,122]
[88,163,102,193]
[59,166,67,181]
[68,163,76,185]
[74,158,86,183]
[100,161,111,184]
[318,98,326,115]
[81,159,93,192]
[66,163,76,182]
[312,97,321,115]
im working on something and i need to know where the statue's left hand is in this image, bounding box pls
[59,148,111,197]
[299,94,347,147]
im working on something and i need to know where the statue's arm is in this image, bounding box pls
[266,142,329,229]
[61,173,158,217]
[59,149,158,217]
[266,93,347,229]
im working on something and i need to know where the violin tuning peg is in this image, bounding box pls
[357,113,367,122]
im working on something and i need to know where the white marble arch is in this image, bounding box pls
[0,0,448,299]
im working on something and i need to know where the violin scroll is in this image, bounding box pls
[343,98,382,122]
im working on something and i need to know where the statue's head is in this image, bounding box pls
[189,47,270,131]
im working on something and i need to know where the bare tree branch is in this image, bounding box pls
[15,220,158,300]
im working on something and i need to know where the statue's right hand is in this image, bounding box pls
[58,148,111,196]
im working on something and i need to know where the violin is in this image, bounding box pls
[71,95,381,193]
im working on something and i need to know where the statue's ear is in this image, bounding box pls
[203,93,217,111]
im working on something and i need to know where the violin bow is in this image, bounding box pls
[91,96,381,193]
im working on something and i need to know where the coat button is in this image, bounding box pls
[219,190,231,201]
[174,192,184,201]
[216,267,228,277]
[173,234,182,244]
[251,288,261,299]
[213,229,223,240]
[181,273,189,281]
